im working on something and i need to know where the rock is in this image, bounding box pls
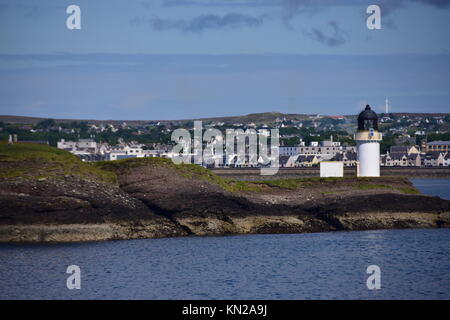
[1,157,449,242]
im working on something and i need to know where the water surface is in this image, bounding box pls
[1,229,449,300]
[411,178,450,200]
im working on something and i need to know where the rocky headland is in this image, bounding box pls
[0,143,449,242]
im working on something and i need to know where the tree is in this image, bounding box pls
[36,118,56,129]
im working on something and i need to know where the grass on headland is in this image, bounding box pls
[397,187,421,195]
[0,143,421,195]
[357,183,393,190]
[228,176,421,195]
[95,156,266,192]
[0,142,117,184]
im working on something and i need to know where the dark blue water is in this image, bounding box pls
[0,179,449,300]
[0,229,449,300]
[411,178,450,200]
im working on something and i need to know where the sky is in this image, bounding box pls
[0,0,449,120]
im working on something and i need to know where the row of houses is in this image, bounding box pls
[278,143,450,168]
[279,151,357,168]
[382,150,450,167]
[57,139,170,161]
[279,150,449,168]
[57,138,450,168]
[278,137,357,167]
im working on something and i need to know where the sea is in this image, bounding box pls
[0,178,449,300]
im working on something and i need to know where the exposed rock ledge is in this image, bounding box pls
[0,145,449,243]
[1,210,449,243]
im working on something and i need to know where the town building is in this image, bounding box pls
[422,141,450,153]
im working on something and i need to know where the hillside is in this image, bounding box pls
[0,142,115,183]
[1,112,449,126]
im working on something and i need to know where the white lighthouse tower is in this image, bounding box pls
[355,105,382,177]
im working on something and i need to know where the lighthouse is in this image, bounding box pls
[355,105,382,177]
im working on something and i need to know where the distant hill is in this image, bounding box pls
[0,112,448,126]
[0,112,310,125]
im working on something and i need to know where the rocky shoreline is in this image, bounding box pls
[1,209,448,243]
[0,144,449,243]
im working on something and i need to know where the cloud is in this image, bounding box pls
[367,0,450,29]
[280,0,313,28]
[414,0,450,8]
[160,0,275,7]
[376,0,450,17]
[377,0,406,17]
[130,12,265,33]
[160,0,450,9]
[307,21,347,47]
[161,0,450,30]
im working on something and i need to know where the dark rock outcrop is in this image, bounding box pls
[1,156,449,242]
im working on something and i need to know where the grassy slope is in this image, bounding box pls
[0,143,420,195]
[95,156,239,191]
[95,156,420,195]
[0,142,116,184]
[256,177,420,194]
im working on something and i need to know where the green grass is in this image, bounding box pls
[225,180,265,192]
[354,181,420,194]
[0,142,117,184]
[257,179,301,190]
[397,187,421,195]
[322,191,342,195]
[356,183,394,190]
[0,143,422,196]
[96,157,272,192]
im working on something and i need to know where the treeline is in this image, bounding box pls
[279,127,354,146]
[1,118,448,152]
[0,119,172,146]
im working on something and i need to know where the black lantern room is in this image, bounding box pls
[357,105,378,131]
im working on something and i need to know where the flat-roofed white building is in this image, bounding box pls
[320,161,344,177]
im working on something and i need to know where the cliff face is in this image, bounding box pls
[0,143,449,242]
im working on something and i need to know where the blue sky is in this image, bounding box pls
[0,0,449,119]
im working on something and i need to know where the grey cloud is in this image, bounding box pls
[414,0,450,8]
[185,12,264,32]
[370,0,450,29]
[160,0,276,7]
[377,0,406,16]
[161,0,450,8]
[131,12,265,33]
[308,21,346,47]
[159,0,450,28]
[280,0,313,28]
[374,0,450,17]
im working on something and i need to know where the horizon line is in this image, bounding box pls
[1,111,449,123]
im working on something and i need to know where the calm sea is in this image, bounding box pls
[410,178,450,200]
[0,179,449,300]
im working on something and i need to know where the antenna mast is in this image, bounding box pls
[385,97,389,113]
